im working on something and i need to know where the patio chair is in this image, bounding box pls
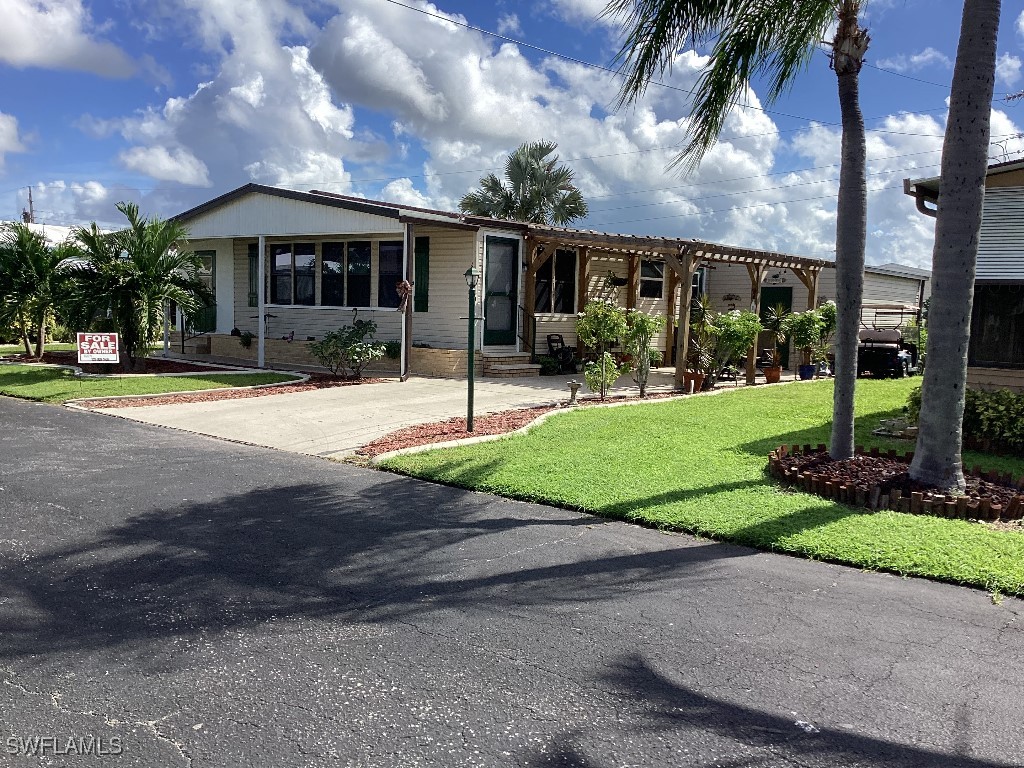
[546,334,577,374]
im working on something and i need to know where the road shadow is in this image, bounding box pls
[0,473,742,662]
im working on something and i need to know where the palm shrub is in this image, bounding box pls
[308,317,386,378]
[576,299,629,399]
[66,203,210,372]
[761,304,791,368]
[784,309,825,367]
[624,309,665,397]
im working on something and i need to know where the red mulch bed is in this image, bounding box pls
[357,406,557,457]
[774,449,1024,524]
[82,374,384,408]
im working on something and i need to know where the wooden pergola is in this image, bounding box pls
[522,226,835,386]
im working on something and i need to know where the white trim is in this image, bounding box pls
[257,234,266,369]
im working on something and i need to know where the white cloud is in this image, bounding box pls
[1018,10,1024,40]
[0,0,135,77]
[119,145,211,187]
[28,180,126,227]
[876,47,952,73]
[0,112,25,172]
[496,13,522,36]
[996,53,1022,88]
[550,0,615,27]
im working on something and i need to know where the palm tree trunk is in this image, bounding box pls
[34,308,47,359]
[829,5,869,460]
[910,0,1001,491]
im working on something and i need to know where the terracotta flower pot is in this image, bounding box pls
[683,371,706,393]
[763,366,782,384]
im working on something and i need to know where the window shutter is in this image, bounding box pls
[414,236,429,313]
[247,243,258,307]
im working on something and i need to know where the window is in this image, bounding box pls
[534,249,577,313]
[322,243,345,306]
[969,283,1024,368]
[414,237,429,312]
[347,242,371,307]
[377,241,404,308]
[270,242,315,305]
[692,267,706,301]
[640,259,663,299]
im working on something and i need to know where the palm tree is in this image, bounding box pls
[459,140,589,225]
[0,223,77,358]
[909,0,1001,492]
[606,0,869,460]
[67,202,209,372]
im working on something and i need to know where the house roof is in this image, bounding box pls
[866,262,931,281]
[171,183,834,271]
[905,158,1024,198]
[0,221,78,245]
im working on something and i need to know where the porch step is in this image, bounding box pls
[485,363,542,378]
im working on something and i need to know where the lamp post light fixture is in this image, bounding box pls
[465,266,480,432]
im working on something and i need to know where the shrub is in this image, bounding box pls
[238,331,255,349]
[584,352,629,399]
[308,318,386,378]
[624,309,665,397]
[537,355,559,376]
[383,339,402,359]
[783,310,825,367]
[907,386,1024,451]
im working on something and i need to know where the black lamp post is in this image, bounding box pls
[465,266,480,432]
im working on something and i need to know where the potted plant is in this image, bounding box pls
[760,303,790,384]
[784,309,825,380]
[685,296,716,393]
[713,309,762,384]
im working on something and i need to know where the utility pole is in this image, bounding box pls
[21,187,35,224]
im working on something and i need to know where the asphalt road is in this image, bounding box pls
[1,396,1022,768]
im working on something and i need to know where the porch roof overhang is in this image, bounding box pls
[523,225,834,272]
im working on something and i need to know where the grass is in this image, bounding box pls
[0,343,78,354]
[383,378,1024,597]
[0,364,299,403]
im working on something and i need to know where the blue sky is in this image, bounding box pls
[1,0,1022,268]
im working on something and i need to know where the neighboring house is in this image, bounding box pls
[171,183,927,381]
[905,158,1024,391]
[0,221,77,246]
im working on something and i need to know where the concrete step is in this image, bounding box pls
[484,363,542,378]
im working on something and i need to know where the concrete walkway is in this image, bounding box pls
[90,371,687,459]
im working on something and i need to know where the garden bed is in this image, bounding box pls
[769,444,1024,526]
[2,351,226,374]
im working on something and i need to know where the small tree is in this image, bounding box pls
[761,304,791,368]
[714,310,763,371]
[624,309,665,397]
[576,299,628,399]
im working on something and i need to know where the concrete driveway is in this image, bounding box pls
[90,371,680,458]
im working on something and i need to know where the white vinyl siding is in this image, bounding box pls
[977,186,1024,280]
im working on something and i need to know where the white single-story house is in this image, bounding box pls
[171,183,929,382]
[905,158,1023,392]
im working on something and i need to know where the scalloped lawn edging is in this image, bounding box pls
[769,444,1024,522]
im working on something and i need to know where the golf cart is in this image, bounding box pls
[856,304,920,378]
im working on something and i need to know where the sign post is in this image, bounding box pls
[77,333,120,364]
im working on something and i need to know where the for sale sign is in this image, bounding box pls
[77,333,120,364]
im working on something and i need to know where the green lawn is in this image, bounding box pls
[0,364,298,403]
[383,378,1024,596]
[0,343,78,354]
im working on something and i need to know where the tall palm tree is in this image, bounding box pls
[606,0,869,460]
[0,223,77,358]
[459,140,589,225]
[909,0,1001,491]
[67,202,209,372]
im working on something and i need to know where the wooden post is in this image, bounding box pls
[793,267,821,310]
[665,267,679,366]
[664,247,699,387]
[523,239,554,359]
[576,246,589,356]
[745,263,767,385]
[626,255,638,311]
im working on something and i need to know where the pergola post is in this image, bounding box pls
[625,255,638,310]
[664,247,700,388]
[745,263,768,385]
[576,246,589,356]
[664,268,680,366]
[523,238,553,359]
[401,221,414,381]
[792,267,821,310]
